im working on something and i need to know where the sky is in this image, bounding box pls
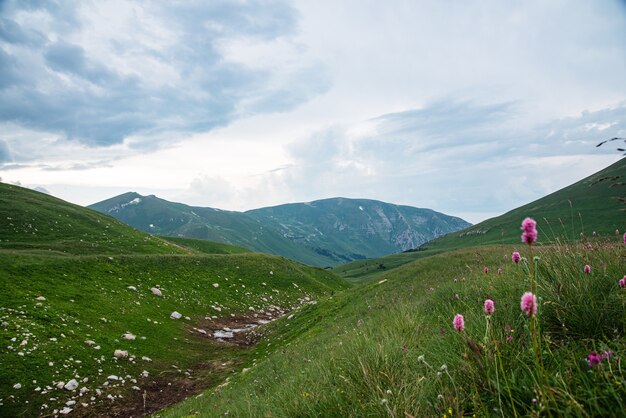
[1,0,625,224]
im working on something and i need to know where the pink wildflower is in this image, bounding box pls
[587,351,603,367]
[454,293,459,300]
[484,266,489,274]
[497,268,502,274]
[454,278,458,283]
[511,251,521,264]
[484,299,495,315]
[520,292,537,317]
[453,314,465,332]
[521,217,538,245]
[584,264,591,274]
[619,276,626,288]
[623,232,626,244]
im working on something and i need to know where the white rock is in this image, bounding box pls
[184,316,191,321]
[113,349,128,358]
[122,333,136,340]
[64,379,79,391]
[84,340,96,346]
[212,283,219,288]
[107,375,119,381]
[35,296,46,301]
[60,407,73,415]
[141,370,149,378]
[132,386,140,391]
[13,383,21,389]
[66,400,76,406]
[127,286,137,291]
[150,287,162,297]
[141,356,152,362]
[79,387,89,394]
[170,311,182,320]
[56,382,65,389]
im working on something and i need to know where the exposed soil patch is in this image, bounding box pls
[190,306,286,347]
[75,308,288,417]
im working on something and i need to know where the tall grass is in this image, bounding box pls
[162,232,625,417]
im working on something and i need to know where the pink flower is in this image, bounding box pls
[520,292,537,317]
[623,232,626,244]
[497,268,502,275]
[454,293,459,300]
[619,276,626,288]
[483,266,489,274]
[521,217,538,245]
[453,314,465,332]
[511,251,521,264]
[587,351,603,367]
[584,264,591,274]
[484,299,495,315]
[454,278,458,283]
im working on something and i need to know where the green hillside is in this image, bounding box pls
[0,183,185,256]
[424,157,625,251]
[161,236,251,255]
[0,185,349,417]
[336,158,626,282]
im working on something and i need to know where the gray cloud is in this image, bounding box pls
[280,101,626,220]
[0,0,328,149]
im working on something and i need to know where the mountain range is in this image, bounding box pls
[89,195,470,266]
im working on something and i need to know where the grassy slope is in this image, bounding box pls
[162,238,626,417]
[160,236,251,255]
[336,158,626,282]
[425,157,625,251]
[0,183,186,256]
[0,184,349,417]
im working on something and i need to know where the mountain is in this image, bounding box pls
[246,197,471,259]
[89,195,471,266]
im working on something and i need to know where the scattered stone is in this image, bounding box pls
[84,340,96,346]
[107,375,119,381]
[141,370,149,378]
[35,296,46,301]
[59,407,72,415]
[66,400,76,406]
[122,333,136,340]
[64,379,79,391]
[212,283,219,288]
[141,356,152,362]
[170,311,182,320]
[114,349,128,358]
[127,286,137,291]
[13,383,21,390]
[150,287,162,297]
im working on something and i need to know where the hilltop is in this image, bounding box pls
[89,195,470,267]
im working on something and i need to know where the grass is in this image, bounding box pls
[161,236,625,417]
[160,236,251,255]
[0,183,350,416]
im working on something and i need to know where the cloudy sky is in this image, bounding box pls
[1,0,625,223]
